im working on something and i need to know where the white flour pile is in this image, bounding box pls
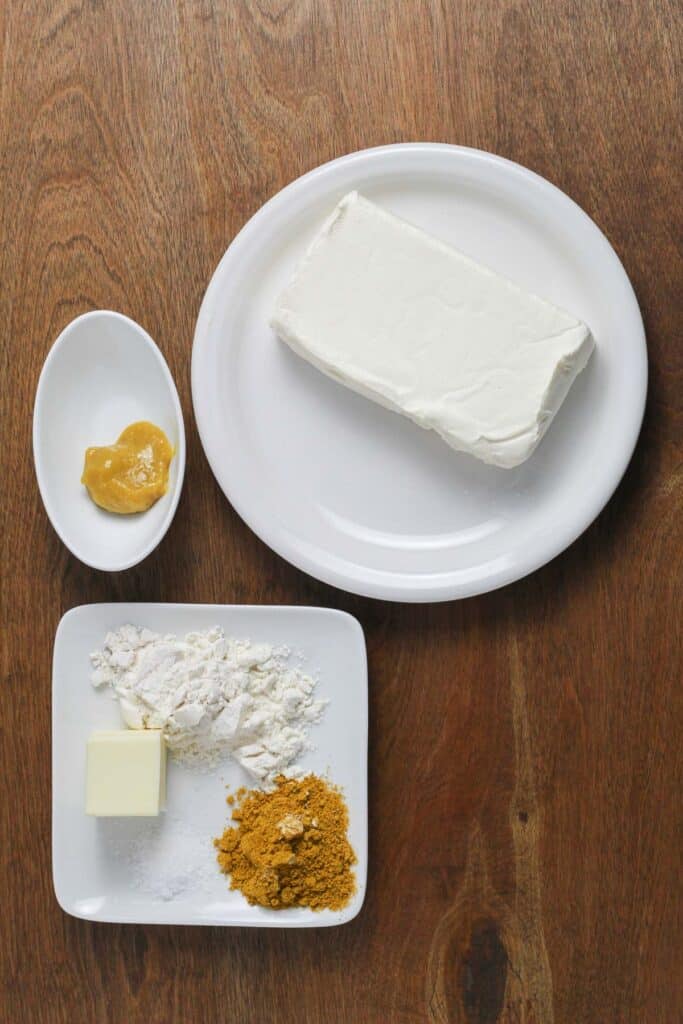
[90,625,326,782]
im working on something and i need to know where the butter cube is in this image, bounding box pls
[86,730,166,816]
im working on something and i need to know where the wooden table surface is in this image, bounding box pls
[1,1,681,1021]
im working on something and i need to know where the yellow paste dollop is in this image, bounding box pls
[81,421,174,514]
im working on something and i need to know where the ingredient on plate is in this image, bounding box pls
[90,626,326,780]
[86,729,166,816]
[104,814,217,902]
[215,774,356,910]
[81,420,174,514]
[271,191,595,469]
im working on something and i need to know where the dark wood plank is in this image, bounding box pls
[1,1,680,1021]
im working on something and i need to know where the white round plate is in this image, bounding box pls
[192,144,646,602]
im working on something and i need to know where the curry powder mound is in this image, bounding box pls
[214,774,357,910]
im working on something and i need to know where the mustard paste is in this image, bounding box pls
[81,421,174,514]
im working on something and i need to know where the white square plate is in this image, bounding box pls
[52,603,367,926]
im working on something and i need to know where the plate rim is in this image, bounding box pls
[191,142,648,602]
[52,601,368,928]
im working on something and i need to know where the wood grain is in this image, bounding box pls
[1,1,681,1021]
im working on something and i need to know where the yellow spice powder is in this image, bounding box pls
[214,774,357,911]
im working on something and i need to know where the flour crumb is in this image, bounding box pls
[90,626,327,782]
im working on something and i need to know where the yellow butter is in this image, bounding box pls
[86,730,166,817]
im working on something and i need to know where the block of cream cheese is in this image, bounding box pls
[270,192,595,468]
[86,730,166,816]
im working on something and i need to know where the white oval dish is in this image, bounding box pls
[192,144,647,602]
[33,310,186,571]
